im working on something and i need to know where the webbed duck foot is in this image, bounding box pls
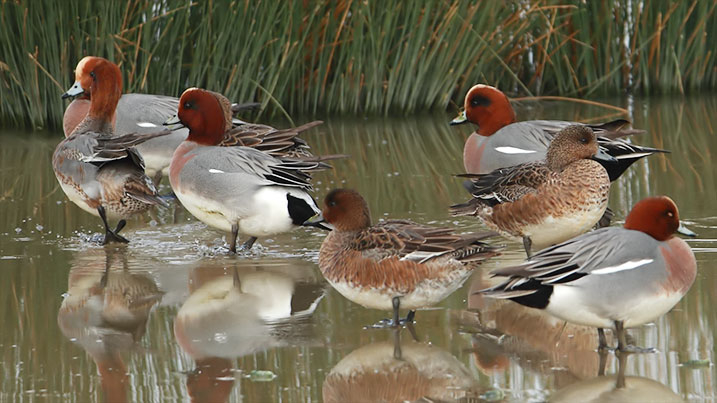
[102,230,129,245]
[365,298,415,329]
[614,320,657,354]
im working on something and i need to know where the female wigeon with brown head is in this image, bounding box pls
[165,88,328,253]
[450,84,665,181]
[451,125,614,257]
[315,188,501,326]
[479,196,696,352]
[53,56,169,244]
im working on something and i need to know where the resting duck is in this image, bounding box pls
[53,56,168,243]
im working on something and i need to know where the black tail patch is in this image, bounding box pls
[508,280,553,309]
[287,194,317,225]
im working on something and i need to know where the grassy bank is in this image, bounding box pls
[1,0,716,129]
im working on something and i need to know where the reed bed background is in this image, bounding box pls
[1,0,716,130]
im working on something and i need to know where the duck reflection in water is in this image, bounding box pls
[466,256,603,381]
[550,352,682,402]
[323,327,480,402]
[57,247,164,403]
[173,260,326,402]
[466,267,682,400]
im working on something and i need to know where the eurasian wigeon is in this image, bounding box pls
[175,89,343,168]
[53,56,169,244]
[478,196,697,352]
[63,88,259,184]
[166,87,329,252]
[451,125,613,256]
[315,188,501,326]
[450,84,666,181]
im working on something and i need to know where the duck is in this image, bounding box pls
[63,90,259,185]
[450,84,666,181]
[314,188,501,326]
[478,196,696,352]
[451,125,613,257]
[174,88,342,168]
[166,87,329,252]
[53,56,169,244]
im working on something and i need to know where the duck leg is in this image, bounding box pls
[98,206,129,244]
[114,219,127,234]
[392,296,401,326]
[522,236,533,258]
[229,224,239,253]
[367,297,414,328]
[615,320,656,353]
[241,236,258,250]
[597,328,609,351]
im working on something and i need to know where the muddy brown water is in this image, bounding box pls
[1,96,716,401]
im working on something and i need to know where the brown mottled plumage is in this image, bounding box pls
[53,56,169,244]
[451,125,611,256]
[317,189,501,324]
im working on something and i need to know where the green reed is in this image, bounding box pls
[1,0,716,130]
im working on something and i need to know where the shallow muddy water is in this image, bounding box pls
[1,96,716,402]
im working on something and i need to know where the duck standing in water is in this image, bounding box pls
[315,188,501,326]
[63,86,259,186]
[451,125,614,257]
[478,196,696,352]
[166,88,331,252]
[450,84,666,181]
[53,56,168,244]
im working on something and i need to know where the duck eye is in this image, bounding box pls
[470,96,491,107]
[183,102,192,109]
[666,211,674,217]
[89,71,96,79]
[580,136,589,144]
[328,201,337,207]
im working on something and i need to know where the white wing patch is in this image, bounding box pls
[592,259,653,275]
[136,122,158,128]
[494,146,537,154]
[208,169,225,174]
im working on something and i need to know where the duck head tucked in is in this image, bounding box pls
[450,84,516,136]
[172,88,227,146]
[62,56,123,130]
[625,196,696,240]
[322,189,372,232]
[545,125,613,171]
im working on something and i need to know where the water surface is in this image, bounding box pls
[1,96,716,401]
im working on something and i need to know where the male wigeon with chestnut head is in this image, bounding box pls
[478,196,696,353]
[63,83,259,185]
[166,88,329,252]
[450,84,666,181]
